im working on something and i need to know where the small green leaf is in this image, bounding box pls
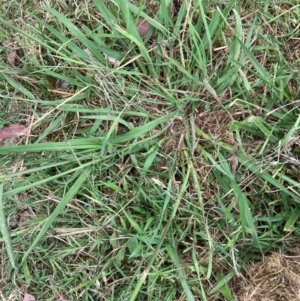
[215,272,237,301]
[284,207,300,232]
[209,271,236,295]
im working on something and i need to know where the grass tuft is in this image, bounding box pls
[0,0,299,300]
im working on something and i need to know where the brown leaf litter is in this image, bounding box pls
[137,18,157,39]
[233,251,300,301]
[23,293,35,301]
[0,124,27,140]
[7,51,17,65]
[196,109,239,145]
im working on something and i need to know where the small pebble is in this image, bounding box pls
[59,79,70,89]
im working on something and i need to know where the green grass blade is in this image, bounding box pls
[129,159,191,301]
[237,152,300,201]
[0,17,64,55]
[167,244,195,301]
[209,271,236,295]
[22,166,92,260]
[0,138,103,154]
[4,160,96,203]
[92,0,118,31]
[0,176,16,269]
[284,207,300,232]
[110,113,175,144]
[279,114,300,149]
[214,272,237,301]
[1,72,36,100]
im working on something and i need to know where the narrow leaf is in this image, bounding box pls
[0,176,16,268]
[22,167,91,260]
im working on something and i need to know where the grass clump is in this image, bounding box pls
[0,0,299,300]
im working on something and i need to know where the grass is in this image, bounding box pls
[0,0,299,300]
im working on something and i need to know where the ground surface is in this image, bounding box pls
[0,0,300,300]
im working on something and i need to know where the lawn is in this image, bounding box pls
[0,0,300,300]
